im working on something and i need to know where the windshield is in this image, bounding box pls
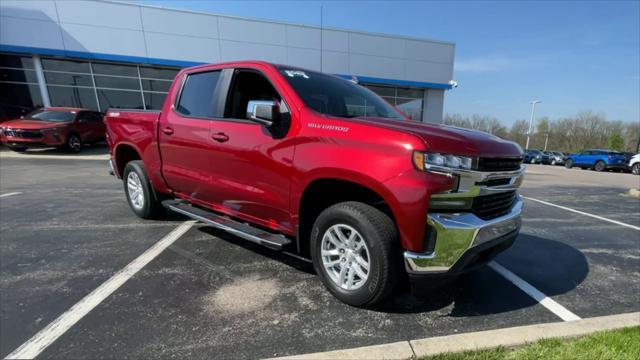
[27,110,76,122]
[277,68,405,120]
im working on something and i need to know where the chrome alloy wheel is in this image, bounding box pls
[321,224,370,290]
[68,135,81,152]
[127,172,145,210]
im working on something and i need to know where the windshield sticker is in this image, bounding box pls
[284,70,309,79]
[308,123,349,132]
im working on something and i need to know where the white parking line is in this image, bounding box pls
[4,220,196,360]
[489,261,581,322]
[0,192,22,198]
[523,196,640,231]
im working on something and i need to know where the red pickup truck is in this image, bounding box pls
[106,61,524,307]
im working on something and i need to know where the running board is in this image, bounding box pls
[162,200,291,250]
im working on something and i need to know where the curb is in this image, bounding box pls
[270,312,639,360]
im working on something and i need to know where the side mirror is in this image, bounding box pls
[246,100,277,127]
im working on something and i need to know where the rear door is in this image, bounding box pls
[158,69,226,204]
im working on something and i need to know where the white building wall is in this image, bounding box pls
[0,0,455,122]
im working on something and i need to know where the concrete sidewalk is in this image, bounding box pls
[273,312,639,360]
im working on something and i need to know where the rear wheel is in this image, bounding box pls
[594,161,605,172]
[632,163,640,175]
[310,201,399,307]
[123,160,164,219]
[565,159,573,169]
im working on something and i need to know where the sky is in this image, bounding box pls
[132,0,640,125]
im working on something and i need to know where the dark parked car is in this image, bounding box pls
[548,151,566,165]
[524,149,543,164]
[565,149,629,172]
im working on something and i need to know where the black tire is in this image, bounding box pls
[310,201,399,307]
[594,160,605,172]
[632,163,640,175]
[122,160,165,219]
[65,133,82,153]
[565,159,573,169]
[7,145,27,152]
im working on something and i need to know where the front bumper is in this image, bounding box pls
[404,196,522,274]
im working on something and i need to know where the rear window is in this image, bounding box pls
[176,71,221,118]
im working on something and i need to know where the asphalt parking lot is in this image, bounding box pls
[1,146,639,359]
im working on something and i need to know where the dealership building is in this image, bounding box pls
[0,0,455,123]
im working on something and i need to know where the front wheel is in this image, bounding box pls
[565,159,573,169]
[594,161,605,172]
[310,201,399,307]
[123,160,165,219]
[632,163,640,175]
[65,134,82,153]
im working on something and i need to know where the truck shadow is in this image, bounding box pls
[197,227,589,317]
[381,234,589,315]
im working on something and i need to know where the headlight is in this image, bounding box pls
[413,152,473,172]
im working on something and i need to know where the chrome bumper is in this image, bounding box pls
[404,196,522,274]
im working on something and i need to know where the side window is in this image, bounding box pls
[176,70,221,118]
[224,70,285,119]
[76,112,91,122]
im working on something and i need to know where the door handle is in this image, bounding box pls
[211,132,229,142]
[162,127,174,135]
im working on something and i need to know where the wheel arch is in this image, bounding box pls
[296,175,398,259]
[113,142,143,178]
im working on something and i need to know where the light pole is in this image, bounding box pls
[525,100,541,150]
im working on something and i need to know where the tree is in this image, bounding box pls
[608,132,624,151]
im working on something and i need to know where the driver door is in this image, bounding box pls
[204,67,296,234]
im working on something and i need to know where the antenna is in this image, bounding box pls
[320,5,323,72]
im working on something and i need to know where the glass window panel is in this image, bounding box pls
[94,75,140,90]
[177,71,221,117]
[0,68,38,83]
[47,85,98,110]
[143,92,168,110]
[141,79,171,92]
[139,66,179,80]
[97,89,143,110]
[92,62,138,77]
[41,58,91,73]
[397,88,424,99]
[0,54,35,69]
[44,72,93,86]
[0,83,43,109]
[395,97,423,121]
[365,85,395,97]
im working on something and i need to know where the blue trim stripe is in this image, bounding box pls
[0,44,202,68]
[1,44,452,89]
[336,74,452,90]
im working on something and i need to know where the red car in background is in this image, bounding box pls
[0,107,105,153]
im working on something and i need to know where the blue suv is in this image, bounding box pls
[565,149,629,172]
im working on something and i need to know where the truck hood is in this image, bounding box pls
[350,117,523,158]
[1,119,69,130]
